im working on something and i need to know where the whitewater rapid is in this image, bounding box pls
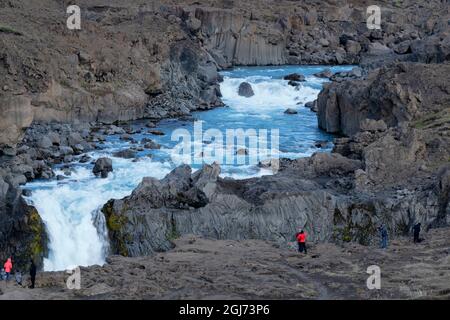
[24,65,353,271]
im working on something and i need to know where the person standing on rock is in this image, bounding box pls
[296,230,307,254]
[29,259,37,289]
[3,258,12,280]
[379,225,388,249]
[413,223,422,243]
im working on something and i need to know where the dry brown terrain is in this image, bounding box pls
[1,227,449,300]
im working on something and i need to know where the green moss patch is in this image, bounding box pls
[413,108,450,130]
[0,25,23,36]
[102,201,130,257]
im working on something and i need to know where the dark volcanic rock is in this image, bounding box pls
[102,152,446,257]
[93,158,113,178]
[287,80,301,87]
[313,69,333,79]
[305,100,318,112]
[284,108,298,114]
[314,140,329,148]
[0,1,224,155]
[0,176,48,270]
[113,149,137,159]
[237,82,255,97]
[1,0,450,285]
[1,0,449,156]
[141,138,161,150]
[149,130,165,136]
[79,155,92,163]
[318,62,450,136]
[283,73,305,82]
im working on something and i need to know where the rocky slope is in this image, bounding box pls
[1,227,450,299]
[318,62,450,136]
[0,0,224,157]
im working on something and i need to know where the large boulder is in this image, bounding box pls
[313,69,333,79]
[93,157,113,178]
[283,73,305,82]
[113,149,137,159]
[237,82,255,97]
[367,42,394,56]
[284,108,298,114]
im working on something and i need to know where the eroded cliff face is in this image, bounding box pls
[0,173,47,270]
[178,0,449,67]
[317,63,450,136]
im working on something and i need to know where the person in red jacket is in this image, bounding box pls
[4,257,12,280]
[296,230,307,254]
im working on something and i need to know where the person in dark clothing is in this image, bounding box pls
[296,230,307,254]
[413,223,422,243]
[29,259,36,289]
[379,225,388,249]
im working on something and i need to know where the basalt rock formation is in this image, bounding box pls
[0,175,48,270]
[317,62,450,136]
